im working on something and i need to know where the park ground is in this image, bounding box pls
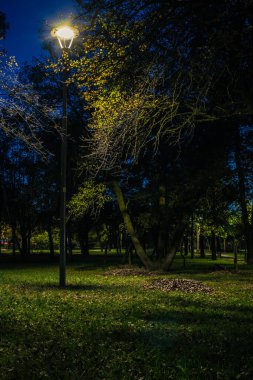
[0,253,253,380]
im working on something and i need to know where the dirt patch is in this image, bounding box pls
[104,267,161,277]
[144,278,214,293]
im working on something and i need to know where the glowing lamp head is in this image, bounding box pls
[51,25,78,49]
[55,26,75,40]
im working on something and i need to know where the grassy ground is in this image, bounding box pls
[0,254,252,380]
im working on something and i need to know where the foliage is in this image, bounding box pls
[30,231,50,250]
[68,180,111,220]
[72,0,253,174]
[0,52,59,157]
[30,229,60,250]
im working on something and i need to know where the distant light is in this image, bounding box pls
[51,25,79,49]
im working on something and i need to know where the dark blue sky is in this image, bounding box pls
[1,0,77,63]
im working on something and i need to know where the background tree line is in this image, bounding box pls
[0,1,252,269]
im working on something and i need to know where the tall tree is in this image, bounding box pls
[49,0,252,268]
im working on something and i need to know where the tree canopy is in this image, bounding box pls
[0,0,252,267]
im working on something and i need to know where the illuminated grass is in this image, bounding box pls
[0,258,252,379]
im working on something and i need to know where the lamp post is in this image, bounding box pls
[51,25,78,287]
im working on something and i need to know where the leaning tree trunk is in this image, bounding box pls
[112,181,154,270]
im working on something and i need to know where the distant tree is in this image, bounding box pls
[0,53,63,254]
[0,11,8,40]
[0,53,58,155]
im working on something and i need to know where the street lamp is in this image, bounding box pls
[51,25,78,287]
[51,26,78,49]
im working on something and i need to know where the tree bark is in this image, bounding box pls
[161,222,187,271]
[200,234,205,258]
[12,224,16,256]
[223,238,227,255]
[112,181,154,269]
[183,236,188,256]
[233,238,238,273]
[217,237,222,258]
[47,224,54,256]
[20,229,28,255]
[234,125,253,264]
[78,228,89,256]
[190,215,194,259]
[196,224,200,254]
[157,185,167,258]
[211,230,217,260]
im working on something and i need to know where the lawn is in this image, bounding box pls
[0,255,253,379]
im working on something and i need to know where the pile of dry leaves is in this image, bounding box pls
[143,278,214,293]
[104,267,214,293]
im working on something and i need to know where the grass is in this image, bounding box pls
[0,254,253,379]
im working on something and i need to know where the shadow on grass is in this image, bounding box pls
[1,290,253,380]
[13,282,137,293]
[133,294,253,327]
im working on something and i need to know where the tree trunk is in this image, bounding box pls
[20,231,28,255]
[190,215,194,259]
[211,230,217,260]
[223,238,227,255]
[67,231,73,257]
[157,185,167,258]
[217,237,222,258]
[234,125,253,264]
[200,234,205,258]
[27,230,31,255]
[247,206,253,264]
[196,224,200,254]
[233,238,238,273]
[78,228,89,256]
[47,224,55,256]
[96,227,104,253]
[161,222,187,271]
[12,224,16,256]
[183,236,188,256]
[112,181,154,269]
[157,230,166,258]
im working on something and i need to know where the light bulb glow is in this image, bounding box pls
[51,25,79,49]
[55,26,75,40]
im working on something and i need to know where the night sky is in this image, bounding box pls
[1,0,77,63]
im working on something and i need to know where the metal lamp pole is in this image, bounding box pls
[60,66,67,287]
[51,25,78,287]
